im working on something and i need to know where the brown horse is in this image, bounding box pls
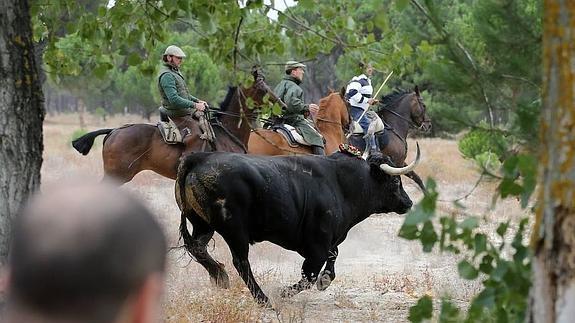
[247,89,350,155]
[349,86,431,191]
[72,69,275,183]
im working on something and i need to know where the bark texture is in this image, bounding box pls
[530,1,575,322]
[0,0,45,266]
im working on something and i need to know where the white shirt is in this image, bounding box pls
[345,74,373,111]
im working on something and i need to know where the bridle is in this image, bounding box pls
[205,78,274,152]
[378,92,428,131]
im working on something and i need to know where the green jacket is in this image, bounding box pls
[158,64,199,117]
[273,75,324,147]
[274,75,309,124]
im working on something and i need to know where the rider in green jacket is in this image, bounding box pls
[157,45,213,147]
[274,61,325,155]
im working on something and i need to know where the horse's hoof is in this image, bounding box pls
[316,270,333,291]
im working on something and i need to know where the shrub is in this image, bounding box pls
[458,128,508,159]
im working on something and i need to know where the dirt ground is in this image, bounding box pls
[41,113,528,322]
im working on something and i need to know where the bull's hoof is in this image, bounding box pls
[316,270,333,291]
[209,271,230,289]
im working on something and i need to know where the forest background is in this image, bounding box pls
[3,0,550,321]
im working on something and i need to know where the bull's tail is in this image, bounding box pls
[175,154,210,260]
[72,128,113,155]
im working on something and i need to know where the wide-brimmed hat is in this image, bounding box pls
[285,60,306,72]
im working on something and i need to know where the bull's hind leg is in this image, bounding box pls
[180,212,230,288]
[317,247,338,291]
[223,237,270,305]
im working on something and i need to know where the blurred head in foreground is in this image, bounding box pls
[4,182,167,323]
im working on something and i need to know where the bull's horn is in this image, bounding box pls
[380,142,421,175]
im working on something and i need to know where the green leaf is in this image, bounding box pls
[474,233,487,255]
[499,178,523,198]
[177,0,189,11]
[403,207,430,226]
[398,223,419,240]
[408,295,433,323]
[298,0,314,10]
[472,287,496,308]
[479,254,494,274]
[439,300,461,322]
[396,0,410,11]
[93,63,110,79]
[126,53,142,66]
[496,222,509,238]
[490,262,509,282]
[460,217,479,230]
[458,260,479,280]
[373,12,388,31]
[420,221,438,252]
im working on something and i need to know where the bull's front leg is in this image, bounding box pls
[280,256,326,298]
[317,247,338,291]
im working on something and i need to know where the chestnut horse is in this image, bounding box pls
[72,69,275,183]
[349,86,431,191]
[248,89,349,155]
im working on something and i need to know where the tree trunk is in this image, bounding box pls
[530,1,575,322]
[0,0,45,266]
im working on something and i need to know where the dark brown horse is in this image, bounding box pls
[72,69,275,183]
[349,86,431,191]
[248,89,350,155]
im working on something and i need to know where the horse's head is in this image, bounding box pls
[243,65,284,110]
[379,87,431,132]
[412,86,432,132]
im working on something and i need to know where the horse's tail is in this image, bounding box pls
[72,128,113,155]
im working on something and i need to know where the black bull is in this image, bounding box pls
[176,145,421,305]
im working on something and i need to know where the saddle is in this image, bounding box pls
[350,111,385,135]
[157,107,215,145]
[271,124,312,147]
[157,118,183,144]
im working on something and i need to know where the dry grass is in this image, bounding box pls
[41,113,528,322]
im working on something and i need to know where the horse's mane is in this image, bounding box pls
[219,86,238,112]
[381,88,411,109]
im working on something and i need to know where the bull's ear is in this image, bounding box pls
[415,85,420,96]
[368,153,392,175]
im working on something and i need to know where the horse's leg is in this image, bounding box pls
[180,212,230,288]
[317,247,338,291]
[405,170,426,193]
